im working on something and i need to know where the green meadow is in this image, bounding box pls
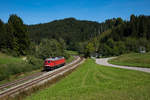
[26,59,150,100]
[109,52,150,68]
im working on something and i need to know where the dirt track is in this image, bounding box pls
[96,57,150,73]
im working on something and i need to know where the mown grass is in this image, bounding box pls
[0,52,22,65]
[109,52,150,68]
[25,59,150,100]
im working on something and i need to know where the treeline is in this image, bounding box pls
[0,14,30,56]
[1,14,150,58]
[78,15,150,57]
[99,15,150,56]
[0,15,67,60]
[28,17,121,50]
[28,15,150,57]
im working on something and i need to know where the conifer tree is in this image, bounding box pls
[0,19,6,50]
[8,14,30,55]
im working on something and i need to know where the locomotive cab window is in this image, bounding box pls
[48,61,50,63]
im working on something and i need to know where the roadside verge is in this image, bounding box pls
[96,57,150,73]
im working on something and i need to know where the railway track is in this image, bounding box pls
[0,56,78,91]
[0,56,84,99]
[0,72,44,91]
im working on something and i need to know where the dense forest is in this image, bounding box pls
[96,15,150,56]
[0,14,67,59]
[0,15,30,56]
[28,17,120,50]
[28,15,150,57]
[0,14,150,58]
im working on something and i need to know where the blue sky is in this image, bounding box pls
[0,0,150,25]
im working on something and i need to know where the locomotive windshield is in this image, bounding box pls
[48,61,50,63]
[45,60,51,63]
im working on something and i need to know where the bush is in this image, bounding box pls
[0,56,43,81]
[27,56,43,66]
[0,65,11,80]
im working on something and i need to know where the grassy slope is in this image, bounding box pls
[0,55,75,85]
[26,59,150,100]
[109,52,150,68]
[0,52,22,65]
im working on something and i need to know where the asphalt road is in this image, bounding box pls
[96,57,150,73]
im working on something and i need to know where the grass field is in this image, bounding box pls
[108,52,150,68]
[25,59,150,100]
[0,52,22,65]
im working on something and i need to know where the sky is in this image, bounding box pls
[0,0,150,25]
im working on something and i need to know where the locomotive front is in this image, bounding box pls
[44,57,66,71]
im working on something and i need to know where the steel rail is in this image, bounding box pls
[0,57,84,99]
[0,56,78,91]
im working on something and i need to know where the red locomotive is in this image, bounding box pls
[44,57,66,70]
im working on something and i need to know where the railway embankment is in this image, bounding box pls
[0,57,85,100]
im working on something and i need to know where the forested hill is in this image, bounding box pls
[0,14,150,57]
[28,15,150,55]
[28,18,121,47]
[93,15,150,56]
[101,15,150,42]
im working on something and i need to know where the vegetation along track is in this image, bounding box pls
[0,56,78,91]
[0,72,44,91]
[0,56,84,99]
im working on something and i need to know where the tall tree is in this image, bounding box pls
[85,42,95,57]
[8,14,30,55]
[0,19,6,50]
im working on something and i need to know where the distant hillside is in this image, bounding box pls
[28,15,150,56]
[96,15,150,56]
[28,18,120,49]
[1,14,150,57]
[101,15,150,42]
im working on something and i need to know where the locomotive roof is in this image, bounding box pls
[45,57,64,61]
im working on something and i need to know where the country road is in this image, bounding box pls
[96,57,150,73]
